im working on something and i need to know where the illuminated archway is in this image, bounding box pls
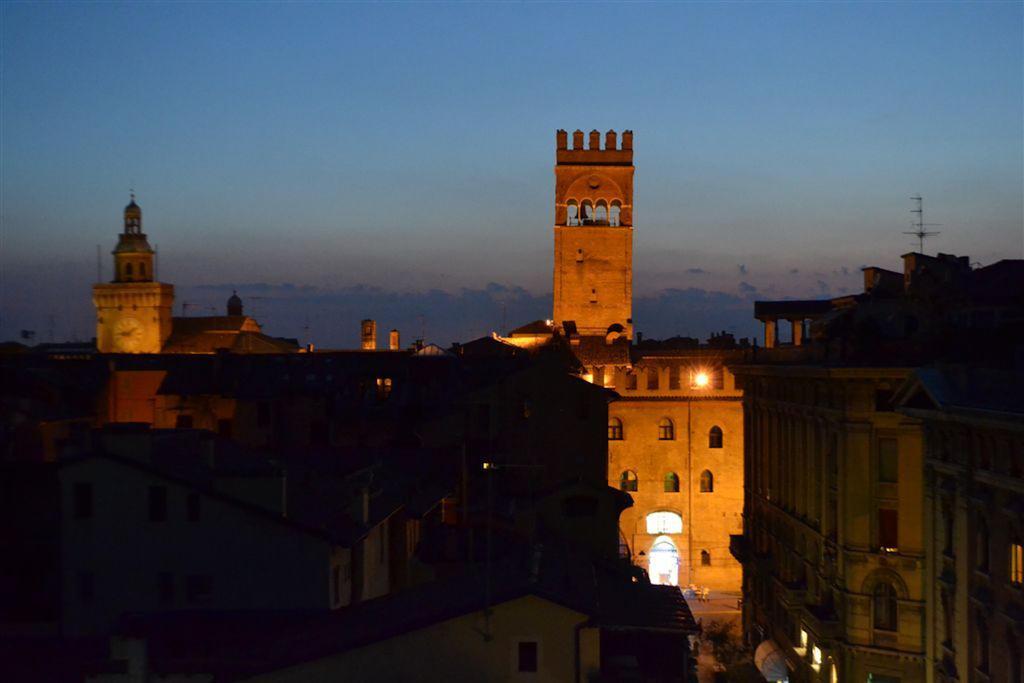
[648,535,679,586]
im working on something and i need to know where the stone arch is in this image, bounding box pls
[860,567,910,599]
[564,173,625,207]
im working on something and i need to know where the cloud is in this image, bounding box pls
[686,268,708,274]
[738,281,758,295]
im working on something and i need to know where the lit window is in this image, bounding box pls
[812,645,822,672]
[878,508,898,551]
[700,470,714,493]
[1011,541,1024,586]
[646,511,683,535]
[658,418,674,440]
[619,470,638,492]
[376,377,392,400]
[608,417,623,441]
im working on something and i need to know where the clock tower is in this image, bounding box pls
[93,195,174,353]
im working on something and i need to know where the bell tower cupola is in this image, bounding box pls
[112,193,155,283]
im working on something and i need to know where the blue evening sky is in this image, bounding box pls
[1,2,1021,345]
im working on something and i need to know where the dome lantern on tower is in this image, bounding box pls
[123,193,142,234]
[227,291,243,316]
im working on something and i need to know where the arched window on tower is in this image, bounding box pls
[872,582,898,632]
[700,470,714,493]
[610,201,621,227]
[139,262,147,278]
[619,470,638,492]
[595,200,608,225]
[658,418,675,441]
[124,263,133,280]
[709,426,724,448]
[581,200,594,225]
[664,472,679,493]
[566,200,579,226]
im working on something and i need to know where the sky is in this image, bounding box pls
[2,2,1021,347]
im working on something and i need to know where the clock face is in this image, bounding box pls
[115,316,143,352]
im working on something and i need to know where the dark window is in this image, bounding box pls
[608,418,623,441]
[332,566,341,605]
[159,572,174,605]
[217,418,233,438]
[658,418,674,441]
[626,373,638,391]
[73,482,93,520]
[669,365,680,390]
[256,401,271,428]
[125,263,133,278]
[646,370,659,391]
[709,426,723,448]
[701,550,711,566]
[185,575,213,604]
[712,367,724,390]
[873,582,897,631]
[700,470,714,493]
[619,470,638,492]
[664,472,680,493]
[78,571,94,603]
[187,493,201,522]
[518,641,538,672]
[878,438,898,483]
[139,262,147,278]
[175,414,193,429]
[878,508,898,549]
[148,486,167,522]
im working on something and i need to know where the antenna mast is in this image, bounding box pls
[903,195,941,253]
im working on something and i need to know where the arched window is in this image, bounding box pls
[700,470,714,493]
[595,200,608,224]
[872,582,897,631]
[709,426,723,448]
[658,418,674,441]
[619,470,638,492]
[581,200,594,224]
[610,201,621,227]
[125,262,133,279]
[664,472,679,493]
[646,511,682,534]
[139,262,147,278]
[608,417,623,441]
[701,550,711,566]
[566,200,579,226]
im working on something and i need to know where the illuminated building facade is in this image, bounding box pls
[543,130,744,592]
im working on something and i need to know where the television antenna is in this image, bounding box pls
[903,195,941,253]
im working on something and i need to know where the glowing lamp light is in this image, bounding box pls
[694,372,710,388]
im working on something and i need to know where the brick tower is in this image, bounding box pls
[552,129,634,340]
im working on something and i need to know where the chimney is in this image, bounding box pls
[588,129,601,150]
[360,319,376,350]
[388,329,400,351]
[556,129,568,151]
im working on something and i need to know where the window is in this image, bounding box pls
[619,470,638,492]
[139,262,147,278]
[148,486,167,522]
[664,472,680,493]
[78,571,94,603]
[566,200,579,226]
[518,641,538,672]
[668,365,680,390]
[872,582,897,631]
[581,199,594,224]
[376,377,392,400]
[625,373,637,391]
[125,263,133,278]
[701,550,711,566]
[608,417,623,441]
[595,200,608,224]
[878,508,898,550]
[1011,541,1024,586]
[646,370,659,390]
[712,367,724,390]
[175,414,194,429]
[610,201,621,227]
[709,426,723,449]
[878,438,898,483]
[187,493,201,523]
[159,572,174,605]
[646,511,683,535]
[185,575,213,604]
[700,470,714,493]
[73,482,93,520]
[658,418,674,441]
[977,517,989,572]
